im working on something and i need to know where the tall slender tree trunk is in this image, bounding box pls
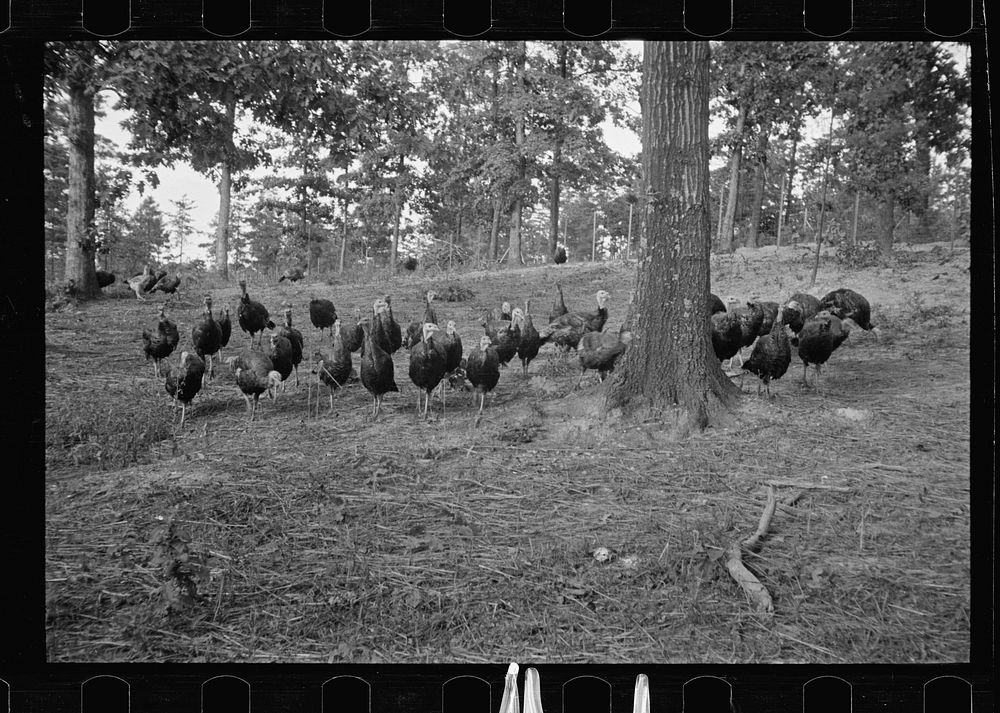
[876,194,895,254]
[775,170,787,248]
[913,136,932,243]
[850,190,861,245]
[508,41,527,267]
[715,180,726,249]
[810,108,836,287]
[718,103,746,254]
[626,201,634,261]
[390,154,405,272]
[784,136,798,225]
[214,87,236,279]
[591,210,598,260]
[64,79,99,297]
[548,42,568,256]
[604,41,737,431]
[339,195,348,273]
[746,131,769,249]
[489,196,503,261]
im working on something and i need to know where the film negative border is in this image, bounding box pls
[1,0,993,710]
[0,0,986,36]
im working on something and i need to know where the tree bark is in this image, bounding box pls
[548,42,568,256]
[784,136,798,225]
[775,170,787,248]
[746,131,769,249]
[339,195,348,273]
[850,190,861,246]
[810,108,836,287]
[913,135,932,243]
[64,79,99,298]
[214,86,237,279]
[604,42,738,431]
[507,41,527,267]
[718,103,746,254]
[390,154,405,272]
[876,194,895,254]
[489,196,503,261]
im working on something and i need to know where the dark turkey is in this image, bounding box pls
[490,308,523,367]
[577,329,632,388]
[96,270,116,289]
[517,299,542,377]
[237,279,275,349]
[783,292,821,337]
[549,282,568,323]
[373,296,402,354]
[163,351,205,427]
[440,320,464,375]
[141,304,179,378]
[359,316,398,420]
[313,318,353,414]
[742,305,792,397]
[267,333,295,391]
[796,310,856,389]
[152,273,181,294]
[191,295,223,385]
[276,305,304,386]
[225,350,282,422]
[819,288,877,333]
[711,311,743,362]
[408,322,449,418]
[278,266,305,283]
[553,245,567,264]
[218,306,232,361]
[755,300,780,336]
[709,293,727,316]
[309,297,338,337]
[340,307,364,353]
[538,290,610,351]
[466,335,500,421]
[724,297,765,368]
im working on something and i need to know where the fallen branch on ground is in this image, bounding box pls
[722,485,777,615]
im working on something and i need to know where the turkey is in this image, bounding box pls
[267,333,295,391]
[141,304,179,378]
[276,305,304,386]
[151,273,181,295]
[755,300,780,336]
[408,322,449,418]
[404,291,438,349]
[313,318,353,414]
[517,299,542,377]
[340,306,364,353]
[553,245,567,264]
[374,295,403,354]
[127,265,156,300]
[782,292,821,338]
[709,292,727,316]
[237,279,275,349]
[491,308,523,367]
[549,282,568,323]
[796,310,858,389]
[819,288,878,335]
[538,290,610,352]
[577,329,633,389]
[439,320,464,375]
[225,350,282,422]
[742,304,793,397]
[359,315,399,420]
[191,295,223,385]
[217,306,232,362]
[711,310,743,363]
[278,266,305,283]
[163,351,205,427]
[309,297,338,337]
[96,270,116,289]
[724,297,765,368]
[465,335,500,422]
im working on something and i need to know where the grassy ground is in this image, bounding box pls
[45,242,971,663]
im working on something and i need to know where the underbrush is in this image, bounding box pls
[46,382,176,471]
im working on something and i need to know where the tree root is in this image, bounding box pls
[721,484,803,616]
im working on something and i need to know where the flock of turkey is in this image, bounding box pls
[136,267,878,427]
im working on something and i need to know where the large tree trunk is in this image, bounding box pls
[876,194,895,253]
[746,131,769,249]
[214,87,237,279]
[604,42,738,431]
[548,42,568,256]
[913,136,932,242]
[64,79,99,298]
[507,41,527,267]
[718,103,746,254]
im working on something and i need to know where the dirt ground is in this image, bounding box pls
[45,242,971,663]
